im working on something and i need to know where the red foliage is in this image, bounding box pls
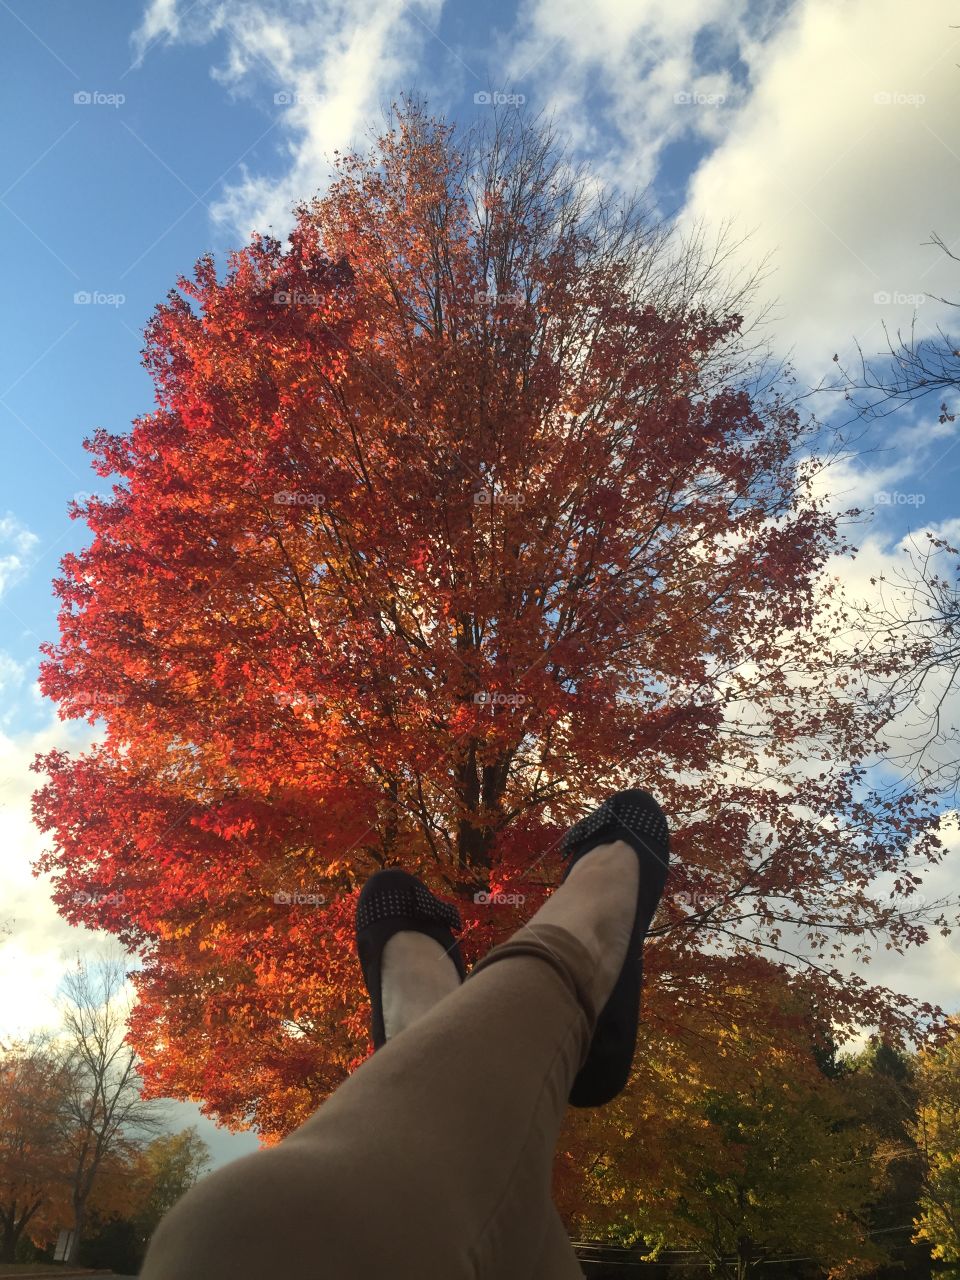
[33,103,946,1141]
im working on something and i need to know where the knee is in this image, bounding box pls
[141,1146,331,1280]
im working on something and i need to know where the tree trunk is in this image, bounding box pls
[66,1200,85,1264]
[0,1199,42,1263]
[454,746,511,874]
[0,1231,15,1264]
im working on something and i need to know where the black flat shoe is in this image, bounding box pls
[355,868,467,1049]
[560,789,671,1107]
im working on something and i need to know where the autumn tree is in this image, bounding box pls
[75,1127,210,1273]
[831,227,960,802]
[842,1039,926,1269]
[556,962,887,1278]
[0,1040,71,1262]
[54,952,167,1263]
[834,230,959,429]
[32,99,953,1145]
[132,1126,210,1241]
[913,1019,960,1272]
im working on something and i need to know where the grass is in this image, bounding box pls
[0,1266,114,1277]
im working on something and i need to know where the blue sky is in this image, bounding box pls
[3,0,960,1167]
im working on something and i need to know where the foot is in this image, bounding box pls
[528,840,639,1014]
[355,868,466,1048]
[381,930,461,1039]
[537,789,671,1106]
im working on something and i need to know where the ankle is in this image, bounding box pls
[527,841,639,1011]
[380,931,461,1040]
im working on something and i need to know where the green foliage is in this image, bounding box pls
[135,1127,212,1236]
[566,971,891,1279]
[913,1023,960,1272]
[66,1127,210,1275]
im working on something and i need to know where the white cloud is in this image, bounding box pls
[127,0,960,406]
[675,0,960,388]
[804,405,956,519]
[503,0,793,197]
[131,0,446,243]
[503,0,960,397]
[0,655,29,732]
[131,0,181,60]
[0,512,39,600]
[860,816,960,1013]
[0,653,27,696]
[0,718,113,1039]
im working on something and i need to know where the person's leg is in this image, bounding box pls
[531,1204,587,1279]
[140,842,639,1280]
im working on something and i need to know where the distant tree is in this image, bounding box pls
[848,531,960,803]
[842,1039,930,1278]
[133,1126,211,1241]
[0,1040,71,1262]
[913,1020,960,1273]
[54,951,167,1264]
[78,1127,210,1273]
[560,964,888,1279]
[835,231,959,428]
[833,229,960,803]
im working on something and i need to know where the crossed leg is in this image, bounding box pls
[141,843,639,1280]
